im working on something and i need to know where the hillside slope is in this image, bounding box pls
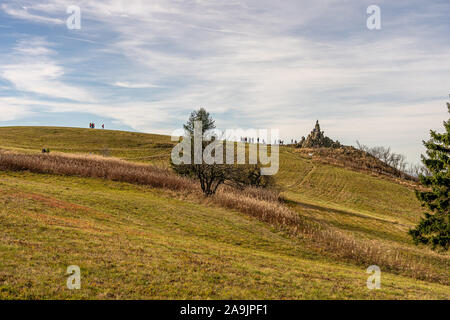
[0,127,448,299]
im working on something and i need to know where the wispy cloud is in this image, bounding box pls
[1,38,95,102]
[1,4,64,25]
[113,81,162,89]
[0,97,34,122]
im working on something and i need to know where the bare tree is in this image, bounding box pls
[355,141,412,173]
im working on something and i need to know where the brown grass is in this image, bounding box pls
[0,149,446,284]
[294,147,420,186]
[0,150,193,191]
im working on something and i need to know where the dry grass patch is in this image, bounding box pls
[0,150,193,192]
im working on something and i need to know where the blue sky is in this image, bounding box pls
[0,0,449,164]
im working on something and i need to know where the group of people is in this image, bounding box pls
[274,139,298,145]
[239,137,298,145]
[89,123,105,129]
[240,137,265,144]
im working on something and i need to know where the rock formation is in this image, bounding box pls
[297,120,340,148]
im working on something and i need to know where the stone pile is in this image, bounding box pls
[297,120,341,148]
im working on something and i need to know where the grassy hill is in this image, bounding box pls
[0,126,448,299]
[0,126,174,165]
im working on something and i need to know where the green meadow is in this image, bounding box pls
[0,127,448,299]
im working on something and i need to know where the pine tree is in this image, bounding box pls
[173,108,226,196]
[183,108,216,136]
[409,101,450,250]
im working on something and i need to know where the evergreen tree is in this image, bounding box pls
[173,108,225,196]
[183,107,216,136]
[409,101,450,250]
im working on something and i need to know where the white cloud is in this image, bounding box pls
[113,81,161,89]
[1,4,64,25]
[0,97,34,121]
[2,63,94,102]
[0,96,173,133]
[1,38,95,102]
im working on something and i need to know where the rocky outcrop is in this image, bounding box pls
[297,120,340,148]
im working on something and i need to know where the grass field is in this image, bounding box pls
[0,126,448,299]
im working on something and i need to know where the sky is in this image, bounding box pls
[0,0,449,164]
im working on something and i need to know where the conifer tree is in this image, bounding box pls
[409,100,449,250]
